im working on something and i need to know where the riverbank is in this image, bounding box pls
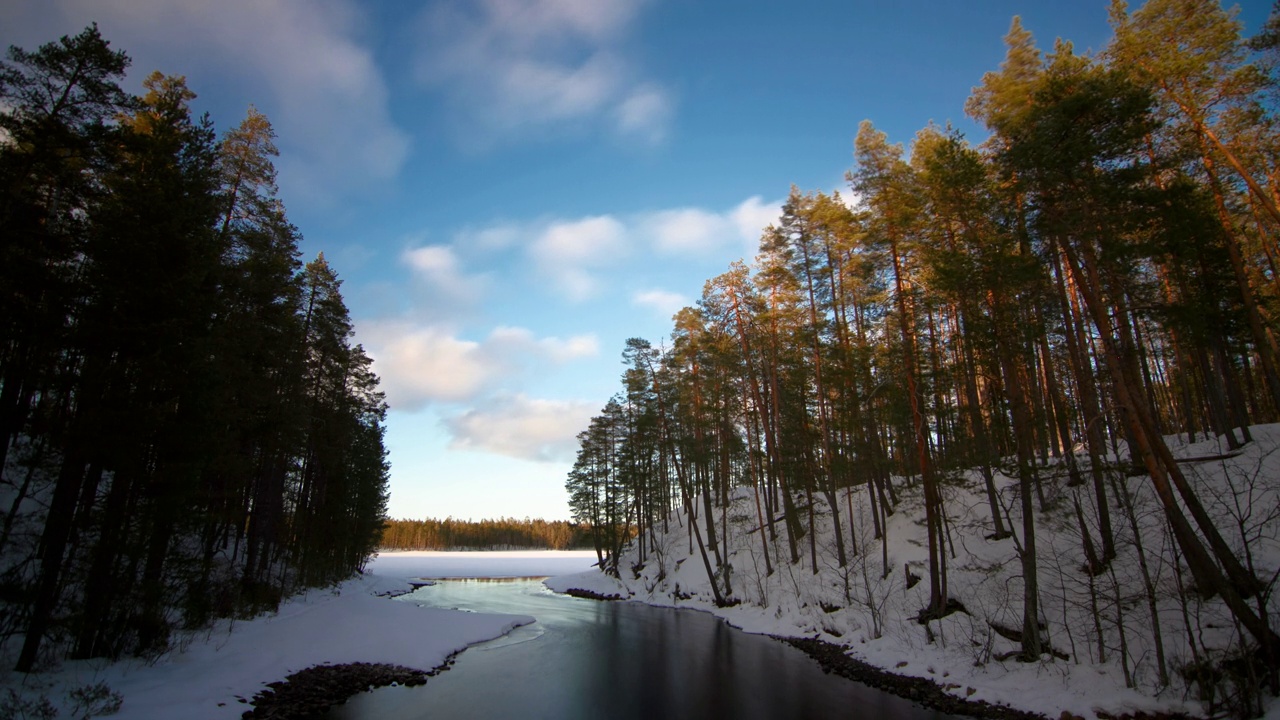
[781,636,1047,720]
[780,637,1209,720]
[0,551,601,718]
[545,570,1048,720]
[545,570,1206,720]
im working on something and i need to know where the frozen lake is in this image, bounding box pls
[327,554,954,720]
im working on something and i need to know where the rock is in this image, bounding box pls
[779,636,1052,720]
[561,587,623,601]
[241,660,451,719]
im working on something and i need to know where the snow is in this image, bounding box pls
[545,569,623,596]
[548,427,1280,720]
[1,551,595,719]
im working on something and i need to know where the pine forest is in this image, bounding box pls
[0,26,390,671]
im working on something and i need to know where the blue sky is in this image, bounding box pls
[3,1,1270,520]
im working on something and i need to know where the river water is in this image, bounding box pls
[326,578,956,720]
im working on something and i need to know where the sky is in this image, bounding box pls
[1,0,1271,521]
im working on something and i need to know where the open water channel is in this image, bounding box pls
[325,578,958,720]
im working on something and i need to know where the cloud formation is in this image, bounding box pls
[614,83,673,145]
[645,208,727,256]
[632,289,688,319]
[402,244,489,313]
[445,394,597,462]
[359,321,597,412]
[9,0,409,202]
[522,194,778,295]
[486,326,599,363]
[442,196,783,303]
[529,215,629,301]
[413,0,671,146]
[730,196,785,254]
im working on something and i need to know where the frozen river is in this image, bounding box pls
[325,576,955,720]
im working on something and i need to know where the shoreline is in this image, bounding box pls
[558,584,1200,720]
[779,636,1048,720]
[241,657,457,719]
[779,637,1197,720]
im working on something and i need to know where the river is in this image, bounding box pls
[325,578,958,720]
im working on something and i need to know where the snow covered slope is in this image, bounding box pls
[549,426,1280,719]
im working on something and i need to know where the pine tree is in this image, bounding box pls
[851,120,952,621]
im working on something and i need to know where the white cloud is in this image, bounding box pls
[361,323,497,408]
[729,196,784,256]
[632,289,688,318]
[614,84,673,145]
[529,215,629,301]
[536,216,627,263]
[547,335,600,361]
[501,54,620,121]
[487,326,599,362]
[482,0,640,42]
[404,245,456,275]
[452,222,525,252]
[637,196,782,260]
[427,197,783,303]
[402,244,488,309]
[445,394,597,462]
[359,321,597,412]
[646,208,731,256]
[24,0,409,202]
[413,0,671,146]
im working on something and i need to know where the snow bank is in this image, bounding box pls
[544,569,625,597]
[2,563,540,719]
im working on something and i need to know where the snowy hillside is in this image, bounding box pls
[549,426,1280,720]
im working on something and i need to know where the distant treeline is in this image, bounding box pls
[380,518,596,550]
[0,27,389,670]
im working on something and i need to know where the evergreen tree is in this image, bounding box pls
[1,28,391,670]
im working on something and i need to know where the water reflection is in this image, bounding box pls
[327,580,958,720]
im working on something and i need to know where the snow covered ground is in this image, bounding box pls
[548,428,1280,720]
[1,550,596,719]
